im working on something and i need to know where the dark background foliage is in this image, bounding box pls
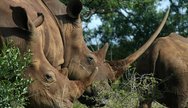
[61,0,188,60]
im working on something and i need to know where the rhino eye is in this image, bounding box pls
[44,72,55,83]
[87,56,94,64]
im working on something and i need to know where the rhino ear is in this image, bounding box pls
[10,6,44,31]
[97,43,109,60]
[66,0,82,18]
[10,6,30,30]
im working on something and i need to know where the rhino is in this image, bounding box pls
[0,4,98,108]
[106,9,170,107]
[0,0,169,107]
[43,0,170,106]
[136,33,188,108]
[0,1,98,108]
[108,8,169,78]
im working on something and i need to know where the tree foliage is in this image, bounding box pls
[61,0,188,60]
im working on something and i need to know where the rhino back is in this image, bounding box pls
[136,33,188,108]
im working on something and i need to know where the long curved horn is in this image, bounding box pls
[83,67,98,87]
[108,8,170,79]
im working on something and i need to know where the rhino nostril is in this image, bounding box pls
[108,79,112,86]
[91,87,99,96]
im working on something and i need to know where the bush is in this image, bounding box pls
[0,43,31,107]
[73,66,166,108]
[103,67,165,108]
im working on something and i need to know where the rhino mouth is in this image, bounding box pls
[78,94,109,107]
[78,85,110,107]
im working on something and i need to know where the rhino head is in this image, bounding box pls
[21,6,101,108]
[43,0,115,106]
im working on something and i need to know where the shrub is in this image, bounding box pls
[0,43,31,107]
[73,66,166,108]
[102,67,164,108]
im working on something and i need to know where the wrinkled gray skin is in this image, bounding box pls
[136,33,188,108]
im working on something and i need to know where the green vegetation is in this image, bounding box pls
[0,43,31,107]
[73,67,166,108]
[61,0,188,60]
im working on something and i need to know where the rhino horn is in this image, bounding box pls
[109,8,170,79]
[73,67,98,98]
[83,67,98,87]
[67,0,82,19]
[33,13,44,27]
[97,43,109,60]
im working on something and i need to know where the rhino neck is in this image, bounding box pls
[41,0,65,44]
[41,0,84,69]
[40,0,68,68]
